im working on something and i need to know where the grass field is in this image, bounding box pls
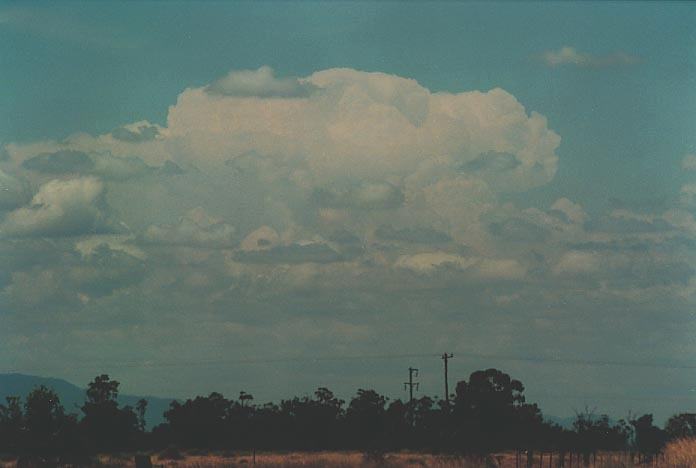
[4,439,696,467]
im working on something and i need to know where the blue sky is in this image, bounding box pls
[1,1,696,422]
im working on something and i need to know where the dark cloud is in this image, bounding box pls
[22,150,94,174]
[461,151,521,173]
[0,169,30,210]
[0,177,119,238]
[69,244,146,298]
[586,216,674,234]
[111,124,160,142]
[21,150,154,180]
[312,183,404,210]
[326,228,362,245]
[488,218,550,242]
[234,242,344,264]
[156,160,185,176]
[375,225,451,244]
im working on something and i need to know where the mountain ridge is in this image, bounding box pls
[0,373,173,428]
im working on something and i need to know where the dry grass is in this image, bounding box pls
[663,437,696,467]
[150,451,495,467]
[3,446,696,467]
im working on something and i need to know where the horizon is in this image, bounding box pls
[1,1,696,428]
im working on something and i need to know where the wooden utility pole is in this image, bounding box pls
[441,353,453,408]
[404,367,419,405]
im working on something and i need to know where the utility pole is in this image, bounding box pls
[404,367,419,426]
[404,367,419,405]
[441,353,453,409]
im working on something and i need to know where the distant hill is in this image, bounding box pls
[0,373,174,429]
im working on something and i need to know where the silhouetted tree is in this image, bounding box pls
[453,368,541,453]
[136,398,148,432]
[23,386,78,458]
[4,370,687,457]
[571,409,630,464]
[630,414,666,460]
[164,392,230,449]
[0,396,24,453]
[665,413,696,440]
[81,374,139,452]
[345,389,388,449]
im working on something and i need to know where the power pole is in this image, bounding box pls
[404,367,419,405]
[441,353,453,409]
[404,367,419,426]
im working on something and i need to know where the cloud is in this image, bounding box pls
[680,183,696,208]
[234,241,344,264]
[312,182,404,210]
[240,226,281,251]
[461,151,521,173]
[111,122,160,143]
[375,225,451,244]
[0,177,114,238]
[552,251,602,275]
[488,217,550,242]
[165,67,560,192]
[682,154,696,171]
[3,67,561,254]
[541,46,640,67]
[587,210,675,234]
[206,66,315,98]
[141,207,237,248]
[66,244,146,298]
[0,168,29,210]
[394,251,525,280]
[550,198,588,225]
[21,149,153,180]
[22,150,94,173]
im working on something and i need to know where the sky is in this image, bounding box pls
[1,1,696,423]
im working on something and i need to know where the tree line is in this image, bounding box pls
[1,368,694,463]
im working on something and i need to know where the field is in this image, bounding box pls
[2,438,696,467]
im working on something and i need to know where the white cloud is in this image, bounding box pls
[477,258,526,280]
[682,154,696,171]
[142,207,237,248]
[395,252,476,274]
[0,177,111,237]
[206,66,314,98]
[541,46,640,68]
[165,68,560,191]
[552,250,602,275]
[394,251,525,279]
[550,198,588,224]
[680,183,696,208]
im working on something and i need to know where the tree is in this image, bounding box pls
[164,392,231,449]
[81,375,139,452]
[631,414,666,459]
[0,396,24,453]
[453,368,536,452]
[23,386,67,457]
[345,389,388,449]
[665,413,696,440]
[136,399,148,432]
[571,408,630,464]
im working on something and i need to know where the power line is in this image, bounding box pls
[3,352,696,405]
[2,350,696,374]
